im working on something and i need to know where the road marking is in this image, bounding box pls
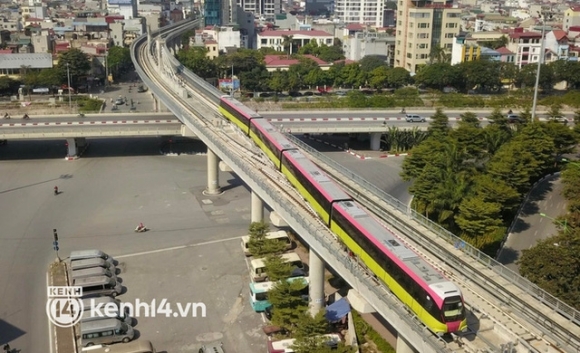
[534,230,538,236]
[115,236,241,259]
[47,272,54,353]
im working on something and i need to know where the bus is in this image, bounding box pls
[249,276,309,312]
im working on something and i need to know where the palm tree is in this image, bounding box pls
[282,35,294,57]
[428,44,450,64]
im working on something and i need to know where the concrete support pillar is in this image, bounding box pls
[269,212,288,227]
[251,191,264,223]
[152,93,158,112]
[66,138,77,157]
[370,132,382,151]
[308,250,326,317]
[396,336,416,353]
[205,148,221,195]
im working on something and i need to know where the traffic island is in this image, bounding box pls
[48,260,78,353]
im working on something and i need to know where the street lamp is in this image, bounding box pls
[531,8,553,123]
[539,212,569,234]
[66,63,71,109]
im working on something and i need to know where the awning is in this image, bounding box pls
[325,298,351,322]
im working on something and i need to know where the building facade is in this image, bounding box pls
[394,0,462,73]
[334,0,384,27]
[506,28,542,68]
[257,30,334,53]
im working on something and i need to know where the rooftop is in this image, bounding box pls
[264,54,328,66]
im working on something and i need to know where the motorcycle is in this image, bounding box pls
[3,113,10,119]
[78,113,85,118]
[135,225,148,233]
[22,114,30,120]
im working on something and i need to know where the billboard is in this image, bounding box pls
[218,79,240,91]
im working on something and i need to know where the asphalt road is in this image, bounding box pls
[497,175,567,271]
[0,137,265,353]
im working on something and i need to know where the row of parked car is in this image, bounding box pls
[67,249,156,353]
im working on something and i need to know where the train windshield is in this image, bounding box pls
[442,296,465,322]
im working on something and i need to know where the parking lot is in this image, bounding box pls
[112,236,265,352]
[0,137,267,353]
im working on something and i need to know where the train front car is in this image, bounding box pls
[430,282,467,333]
[249,119,296,169]
[330,200,466,335]
[280,149,351,226]
[219,96,261,134]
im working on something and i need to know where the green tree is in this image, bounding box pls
[264,254,294,281]
[37,68,62,87]
[428,44,450,64]
[56,48,92,87]
[545,103,563,121]
[487,107,508,126]
[512,123,556,181]
[176,47,217,79]
[455,196,504,239]
[358,55,386,72]
[459,58,503,92]
[293,310,328,339]
[107,46,133,78]
[550,59,580,89]
[519,105,532,123]
[486,143,536,194]
[472,174,521,217]
[0,76,16,94]
[542,121,578,156]
[386,67,411,88]
[269,69,289,94]
[414,63,462,90]
[292,336,356,353]
[516,63,554,91]
[518,231,580,309]
[339,63,365,88]
[427,108,450,137]
[248,222,287,257]
[269,278,310,330]
[458,111,480,128]
[368,66,388,89]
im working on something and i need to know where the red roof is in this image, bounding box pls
[509,31,541,39]
[346,24,364,31]
[552,30,567,41]
[495,46,513,55]
[205,40,217,44]
[259,30,332,37]
[0,49,12,53]
[105,15,124,24]
[264,54,328,66]
[569,26,580,32]
[571,6,580,12]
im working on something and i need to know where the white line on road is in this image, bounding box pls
[534,230,538,236]
[114,236,241,259]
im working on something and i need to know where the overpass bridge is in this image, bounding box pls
[131,18,580,353]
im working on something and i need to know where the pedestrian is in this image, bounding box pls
[3,343,10,352]
[54,186,59,195]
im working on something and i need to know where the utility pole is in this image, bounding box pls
[531,8,552,123]
[105,51,109,91]
[230,64,234,97]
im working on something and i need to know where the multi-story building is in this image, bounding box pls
[107,0,138,19]
[257,29,334,53]
[394,0,462,73]
[545,29,569,61]
[204,0,237,26]
[334,0,384,27]
[564,6,580,32]
[238,0,281,18]
[450,33,480,65]
[506,28,542,68]
[342,26,396,64]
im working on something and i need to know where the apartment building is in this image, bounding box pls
[334,0,384,27]
[506,28,542,68]
[545,30,569,61]
[394,0,462,73]
[564,6,580,32]
[342,26,396,64]
[237,0,281,18]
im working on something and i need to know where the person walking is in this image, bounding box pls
[54,186,59,195]
[3,343,11,352]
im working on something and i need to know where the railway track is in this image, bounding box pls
[296,141,579,353]
[134,22,579,353]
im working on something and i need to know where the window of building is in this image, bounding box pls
[409,23,413,28]
[418,33,429,39]
[397,30,401,35]
[398,20,402,26]
[445,23,456,28]
[445,33,454,38]
[261,39,267,44]
[408,43,412,48]
[444,43,452,49]
[407,53,412,58]
[418,23,429,28]
[418,43,428,49]
[446,13,459,18]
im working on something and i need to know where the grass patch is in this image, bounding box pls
[351,311,395,353]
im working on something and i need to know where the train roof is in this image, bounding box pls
[251,119,296,151]
[334,200,452,289]
[283,149,351,202]
[220,96,262,119]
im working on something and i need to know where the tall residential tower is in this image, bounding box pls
[394,0,461,73]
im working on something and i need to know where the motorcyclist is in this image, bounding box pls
[23,114,29,119]
[54,186,58,195]
[136,222,145,231]
[508,109,513,114]
[401,107,406,114]
[4,113,9,119]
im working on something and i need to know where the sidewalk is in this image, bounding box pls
[48,261,77,353]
